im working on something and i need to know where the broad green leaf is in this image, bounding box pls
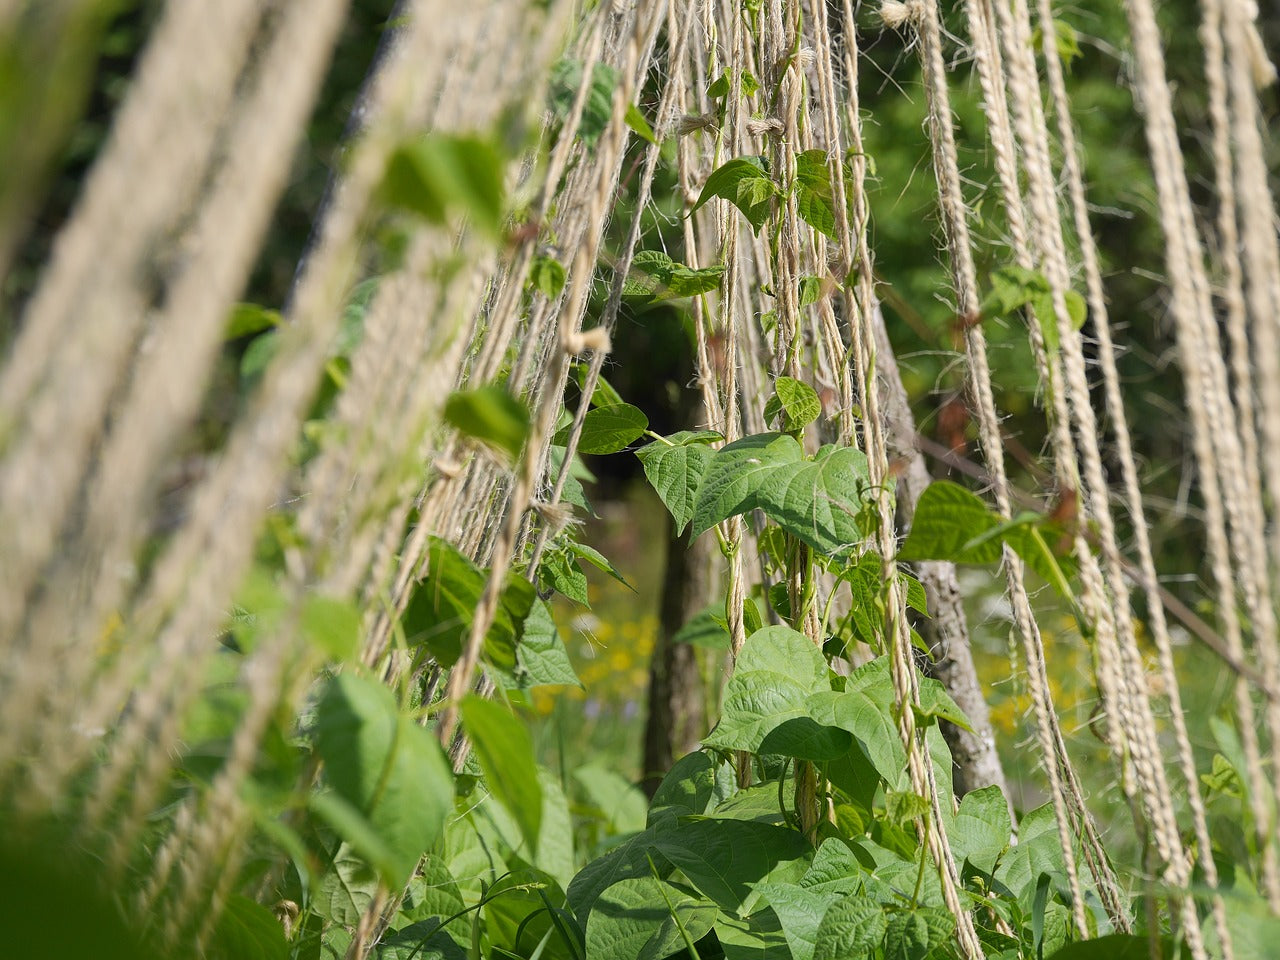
[473,767,576,889]
[554,402,648,455]
[548,59,620,146]
[539,549,589,605]
[444,386,530,461]
[707,69,761,99]
[809,660,908,790]
[570,540,632,588]
[794,149,838,239]
[567,823,671,920]
[624,249,725,304]
[949,785,1011,874]
[377,919,465,960]
[1046,936,1174,960]
[765,376,821,432]
[402,537,518,668]
[460,695,542,852]
[649,752,726,825]
[575,764,648,835]
[883,908,954,960]
[813,896,886,960]
[548,444,592,512]
[514,598,581,688]
[314,674,453,886]
[1032,18,1084,69]
[585,877,716,960]
[315,842,380,925]
[703,626,837,756]
[308,790,404,884]
[636,433,715,534]
[897,481,1004,565]
[381,133,505,236]
[913,676,973,731]
[753,444,871,558]
[716,911,791,960]
[692,156,778,233]
[798,275,823,307]
[224,302,281,340]
[691,432,804,537]
[300,594,360,661]
[671,603,732,650]
[624,103,657,144]
[993,802,1072,901]
[208,895,289,960]
[400,855,466,924]
[649,819,810,913]
[754,882,844,960]
[529,255,566,298]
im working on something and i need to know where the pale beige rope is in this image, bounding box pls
[883,0,1102,934]
[0,0,268,648]
[5,0,352,803]
[959,0,1124,923]
[436,0,664,751]
[1038,0,1233,950]
[1221,0,1280,774]
[77,0,461,858]
[137,1,547,933]
[1123,0,1280,906]
[1034,0,1233,952]
[990,0,1193,933]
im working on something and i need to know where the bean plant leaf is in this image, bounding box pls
[692,156,778,233]
[636,431,719,534]
[707,68,761,99]
[300,594,361,661]
[1045,935,1174,960]
[402,537,517,668]
[529,255,566,298]
[208,895,290,960]
[624,103,657,144]
[585,877,717,960]
[444,386,530,461]
[763,376,821,432]
[316,842,380,925]
[648,819,810,913]
[813,896,886,960]
[703,625,838,756]
[949,785,1012,874]
[548,59,620,146]
[898,481,1003,565]
[314,674,453,887]
[554,402,648,455]
[224,302,281,341]
[691,432,804,537]
[671,603,732,650]
[570,540,631,588]
[883,908,955,960]
[752,443,871,558]
[459,695,542,852]
[624,249,725,305]
[794,149,838,239]
[913,676,973,731]
[377,919,466,960]
[539,548,589,605]
[381,133,505,237]
[755,882,848,960]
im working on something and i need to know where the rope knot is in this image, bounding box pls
[879,0,925,29]
[745,117,784,137]
[676,111,718,136]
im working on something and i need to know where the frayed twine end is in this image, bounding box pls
[880,0,925,29]
[563,327,611,356]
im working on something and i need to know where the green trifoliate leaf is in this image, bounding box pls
[444,385,530,461]
[635,430,720,534]
[690,432,804,536]
[554,402,648,455]
[692,156,778,233]
[794,149,839,239]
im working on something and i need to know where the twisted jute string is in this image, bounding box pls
[75,0,459,860]
[436,0,667,756]
[0,0,268,665]
[990,0,1198,942]
[886,0,1133,933]
[7,0,352,806]
[1123,0,1280,906]
[1040,0,1233,948]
